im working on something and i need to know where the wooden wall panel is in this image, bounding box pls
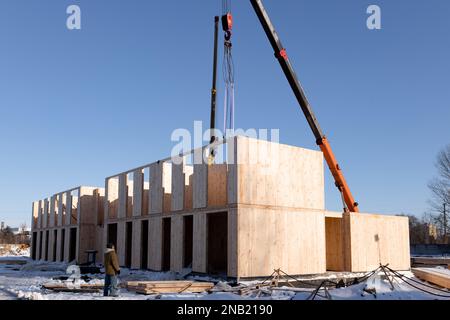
[57,194,65,227]
[208,164,227,207]
[48,229,55,261]
[63,227,70,262]
[345,213,411,272]
[55,228,62,262]
[36,231,41,260]
[43,199,49,228]
[228,209,238,277]
[234,136,325,210]
[32,201,39,230]
[150,163,163,214]
[106,178,119,221]
[117,221,126,266]
[78,225,97,264]
[37,200,43,229]
[184,166,194,210]
[133,170,144,217]
[171,160,185,212]
[192,213,207,273]
[118,174,127,219]
[131,220,142,269]
[49,196,56,228]
[325,217,345,271]
[170,215,183,272]
[148,216,163,271]
[235,207,326,278]
[65,192,72,226]
[162,163,172,213]
[193,163,208,209]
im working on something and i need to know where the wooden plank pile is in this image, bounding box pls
[0,260,27,265]
[411,257,450,268]
[43,282,104,293]
[126,281,214,295]
[412,268,450,289]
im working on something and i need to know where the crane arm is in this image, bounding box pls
[250,0,359,212]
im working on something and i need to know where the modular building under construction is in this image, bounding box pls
[31,136,410,279]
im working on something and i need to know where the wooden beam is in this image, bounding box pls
[413,268,450,289]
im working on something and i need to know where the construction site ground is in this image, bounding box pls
[1,253,449,300]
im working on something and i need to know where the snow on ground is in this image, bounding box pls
[0,244,30,257]
[1,255,449,300]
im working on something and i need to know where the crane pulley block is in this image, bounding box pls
[222,13,233,32]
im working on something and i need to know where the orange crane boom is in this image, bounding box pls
[248,0,359,212]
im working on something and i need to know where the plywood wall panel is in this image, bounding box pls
[235,207,326,278]
[234,136,325,210]
[325,217,345,271]
[133,170,144,217]
[208,164,227,207]
[193,163,208,209]
[148,217,163,271]
[170,215,183,272]
[192,213,207,273]
[131,220,142,269]
[345,213,410,272]
[118,174,127,219]
[171,160,185,212]
[116,221,126,267]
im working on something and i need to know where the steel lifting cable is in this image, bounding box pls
[385,266,450,297]
[222,0,235,135]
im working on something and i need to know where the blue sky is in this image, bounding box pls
[0,0,449,227]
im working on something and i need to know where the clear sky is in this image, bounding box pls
[0,0,449,227]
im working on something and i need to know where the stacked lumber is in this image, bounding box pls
[43,282,104,293]
[411,257,450,268]
[0,260,27,265]
[412,268,450,289]
[126,281,214,294]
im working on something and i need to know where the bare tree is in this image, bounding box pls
[427,144,450,242]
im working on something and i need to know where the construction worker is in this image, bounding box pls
[103,243,120,297]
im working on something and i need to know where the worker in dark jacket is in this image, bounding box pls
[103,243,120,297]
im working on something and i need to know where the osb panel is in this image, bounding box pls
[347,213,410,272]
[235,207,326,278]
[208,164,228,207]
[234,136,325,210]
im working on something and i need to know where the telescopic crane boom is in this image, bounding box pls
[249,0,359,212]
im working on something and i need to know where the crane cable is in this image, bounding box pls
[222,0,235,136]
